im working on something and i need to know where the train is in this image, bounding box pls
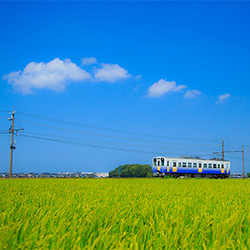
[152,156,230,178]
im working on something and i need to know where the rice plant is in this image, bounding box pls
[0,179,249,249]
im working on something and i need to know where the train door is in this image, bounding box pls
[173,161,177,172]
[221,164,225,174]
[198,162,202,173]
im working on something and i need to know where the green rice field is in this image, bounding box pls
[0,178,249,249]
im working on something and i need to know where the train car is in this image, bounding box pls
[152,156,230,178]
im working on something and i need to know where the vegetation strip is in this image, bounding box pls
[0,179,249,249]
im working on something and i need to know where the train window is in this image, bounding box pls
[178,162,181,167]
[183,162,187,168]
[188,162,192,168]
[167,161,169,167]
[199,163,202,168]
[218,164,220,169]
[193,163,197,168]
[227,163,229,169]
[153,158,157,166]
[213,164,217,169]
[209,164,212,168]
[204,163,207,168]
[222,164,224,169]
[173,162,177,167]
[161,158,165,166]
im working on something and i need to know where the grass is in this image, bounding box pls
[0,178,249,249]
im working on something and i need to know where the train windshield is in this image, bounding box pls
[153,157,165,167]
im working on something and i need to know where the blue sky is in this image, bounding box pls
[0,1,249,174]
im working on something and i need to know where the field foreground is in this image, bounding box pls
[0,179,249,249]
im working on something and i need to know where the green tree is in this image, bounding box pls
[109,164,153,178]
[109,169,120,178]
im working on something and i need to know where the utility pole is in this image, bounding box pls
[9,108,16,178]
[214,146,246,180]
[8,108,23,178]
[222,139,224,160]
[242,145,245,179]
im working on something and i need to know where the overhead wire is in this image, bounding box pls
[1,110,247,164]
[0,130,9,134]
[227,155,250,162]
[226,141,249,148]
[16,118,220,147]
[17,111,220,142]
[5,110,245,160]
[12,112,222,157]
[20,130,216,154]
[19,133,212,157]
[3,110,248,148]
[19,134,174,155]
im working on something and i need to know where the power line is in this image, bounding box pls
[17,111,219,142]
[16,118,219,147]
[20,131,216,153]
[19,134,172,155]
[3,109,247,176]
[19,133,212,157]
[227,155,250,162]
[226,141,249,148]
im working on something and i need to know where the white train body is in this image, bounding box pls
[153,156,230,178]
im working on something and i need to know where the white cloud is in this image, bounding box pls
[146,79,186,98]
[94,63,131,83]
[216,93,231,104]
[81,57,97,66]
[3,58,91,94]
[184,89,201,99]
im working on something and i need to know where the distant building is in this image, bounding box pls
[40,173,51,178]
[27,172,39,178]
[0,171,109,178]
[19,173,28,178]
[0,173,9,178]
[95,173,109,178]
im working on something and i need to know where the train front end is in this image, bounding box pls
[152,157,165,177]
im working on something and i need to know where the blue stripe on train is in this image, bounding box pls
[153,168,229,174]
